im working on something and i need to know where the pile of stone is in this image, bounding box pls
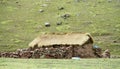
[0,45,73,59]
[0,45,110,59]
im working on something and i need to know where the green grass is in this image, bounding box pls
[0,58,120,69]
[0,0,120,55]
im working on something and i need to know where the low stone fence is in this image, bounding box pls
[0,45,108,59]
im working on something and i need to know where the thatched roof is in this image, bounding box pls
[29,33,93,47]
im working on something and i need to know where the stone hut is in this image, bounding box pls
[28,33,102,58]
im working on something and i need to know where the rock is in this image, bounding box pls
[27,47,33,51]
[113,40,117,43]
[22,48,28,51]
[10,52,20,58]
[12,55,19,58]
[56,22,62,25]
[58,7,64,10]
[102,49,110,58]
[1,52,11,57]
[16,49,22,54]
[16,1,19,3]
[33,49,40,58]
[20,51,33,58]
[61,14,70,19]
[0,52,1,57]
[39,9,44,13]
[93,47,102,58]
[45,22,50,27]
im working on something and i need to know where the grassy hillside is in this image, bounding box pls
[0,0,120,55]
[0,58,120,69]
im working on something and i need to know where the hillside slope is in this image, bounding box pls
[0,0,120,55]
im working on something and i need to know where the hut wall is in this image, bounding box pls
[0,39,102,58]
[72,39,97,58]
[72,44,96,58]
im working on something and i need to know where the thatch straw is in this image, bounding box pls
[29,33,93,47]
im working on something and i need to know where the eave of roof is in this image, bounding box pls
[29,33,93,47]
